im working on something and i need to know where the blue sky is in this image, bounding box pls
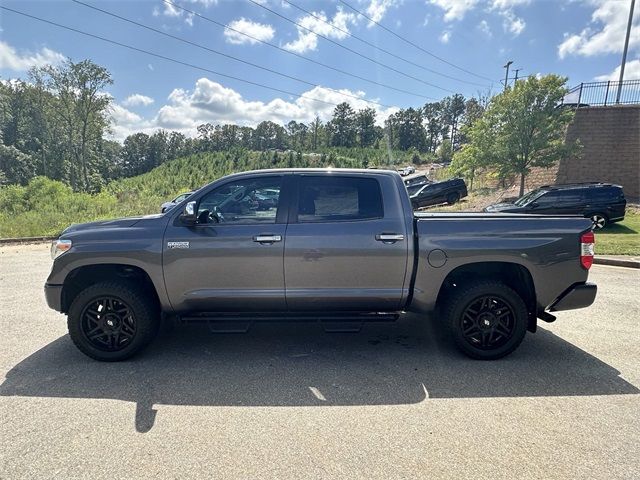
[1,0,638,140]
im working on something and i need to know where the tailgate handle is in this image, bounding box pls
[254,235,282,243]
[376,233,404,243]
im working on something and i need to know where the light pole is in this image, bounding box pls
[503,61,513,91]
[616,0,636,104]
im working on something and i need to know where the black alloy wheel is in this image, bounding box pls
[460,295,515,350]
[81,296,137,352]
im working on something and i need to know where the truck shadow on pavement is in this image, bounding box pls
[1,316,638,433]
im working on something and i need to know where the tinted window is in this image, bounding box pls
[534,192,560,205]
[197,176,282,225]
[297,176,383,222]
[588,187,624,202]
[536,190,582,205]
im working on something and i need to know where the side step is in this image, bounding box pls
[179,311,399,334]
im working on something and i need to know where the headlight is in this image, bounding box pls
[51,239,72,260]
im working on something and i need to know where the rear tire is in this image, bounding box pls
[589,213,607,230]
[67,282,159,361]
[446,192,460,205]
[443,281,528,360]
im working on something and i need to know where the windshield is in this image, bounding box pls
[515,189,545,206]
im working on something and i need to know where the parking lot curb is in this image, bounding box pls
[0,236,56,245]
[594,256,640,269]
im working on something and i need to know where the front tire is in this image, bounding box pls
[444,281,528,360]
[446,192,460,205]
[67,282,159,361]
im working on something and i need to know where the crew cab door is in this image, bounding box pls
[284,174,409,311]
[163,174,290,313]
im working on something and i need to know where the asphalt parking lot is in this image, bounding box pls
[1,243,639,479]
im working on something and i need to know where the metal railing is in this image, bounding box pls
[561,80,640,107]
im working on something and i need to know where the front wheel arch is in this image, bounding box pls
[62,264,160,314]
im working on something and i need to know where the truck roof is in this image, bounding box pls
[222,167,402,176]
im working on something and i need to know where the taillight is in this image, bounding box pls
[580,231,595,269]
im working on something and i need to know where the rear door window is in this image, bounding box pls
[297,176,383,223]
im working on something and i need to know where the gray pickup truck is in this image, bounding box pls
[45,168,597,361]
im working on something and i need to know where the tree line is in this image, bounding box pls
[1,59,491,191]
[1,59,576,197]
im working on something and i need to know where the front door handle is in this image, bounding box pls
[254,235,282,243]
[375,233,405,243]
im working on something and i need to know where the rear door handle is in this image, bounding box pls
[254,235,282,243]
[375,233,405,242]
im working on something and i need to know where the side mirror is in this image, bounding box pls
[529,202,539,209]
[180,201,197,225]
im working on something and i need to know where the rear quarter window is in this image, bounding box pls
[587,188,625,202]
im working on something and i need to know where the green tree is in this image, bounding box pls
[422,102,444,153]
[388,108,426,151]
[308,116,323,150]
[440,94,466,149]
[31,60,113,191]
[0,143,36,185]
[328,102,356,147]
[356,107,377,147]
[459,75,577,196]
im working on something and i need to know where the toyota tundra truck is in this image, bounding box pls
[45,168,597,361]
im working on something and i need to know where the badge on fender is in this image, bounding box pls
[167,241,189,249]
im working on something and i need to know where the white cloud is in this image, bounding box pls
[558,0,640,59]
[502,10,525,35]
[224,18,275,45]
[153,0,217,24]
[283,8,357,53]
[439,30,452,44]
[478,19,492,37]
[122,94,155,107]
[0,41,65,71]
[365,0,400,25]
[429,0,529,31]
[109,78,398,140]
[490,0,530,9]
[488,0,528,36]
[595,59,640,81]
[429,0,480,22]
[109,104,154,141]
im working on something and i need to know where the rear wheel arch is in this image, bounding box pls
[435,261,537,331]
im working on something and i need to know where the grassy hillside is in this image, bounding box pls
[0,148,405,238]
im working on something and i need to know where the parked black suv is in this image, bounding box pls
[484,183,626,229]
[409,178,468,208]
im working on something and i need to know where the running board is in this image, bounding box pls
[179,311,399,330]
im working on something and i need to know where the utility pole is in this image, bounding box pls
[616,0,635,103]
[514,68,521,84]
[503,61,513,91]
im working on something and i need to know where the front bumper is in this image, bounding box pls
[44,283,63,312]
[548,282,597,312]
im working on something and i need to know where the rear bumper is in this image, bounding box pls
[44,283,63,312]
[548,282,597,312]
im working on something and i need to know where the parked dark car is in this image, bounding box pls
[410,178,468,208]
[484,183,626,229]
[160,191,193,213]
[404,173,430,189]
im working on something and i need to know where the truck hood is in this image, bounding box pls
[62,214,163,234]
[484,202,522,213]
